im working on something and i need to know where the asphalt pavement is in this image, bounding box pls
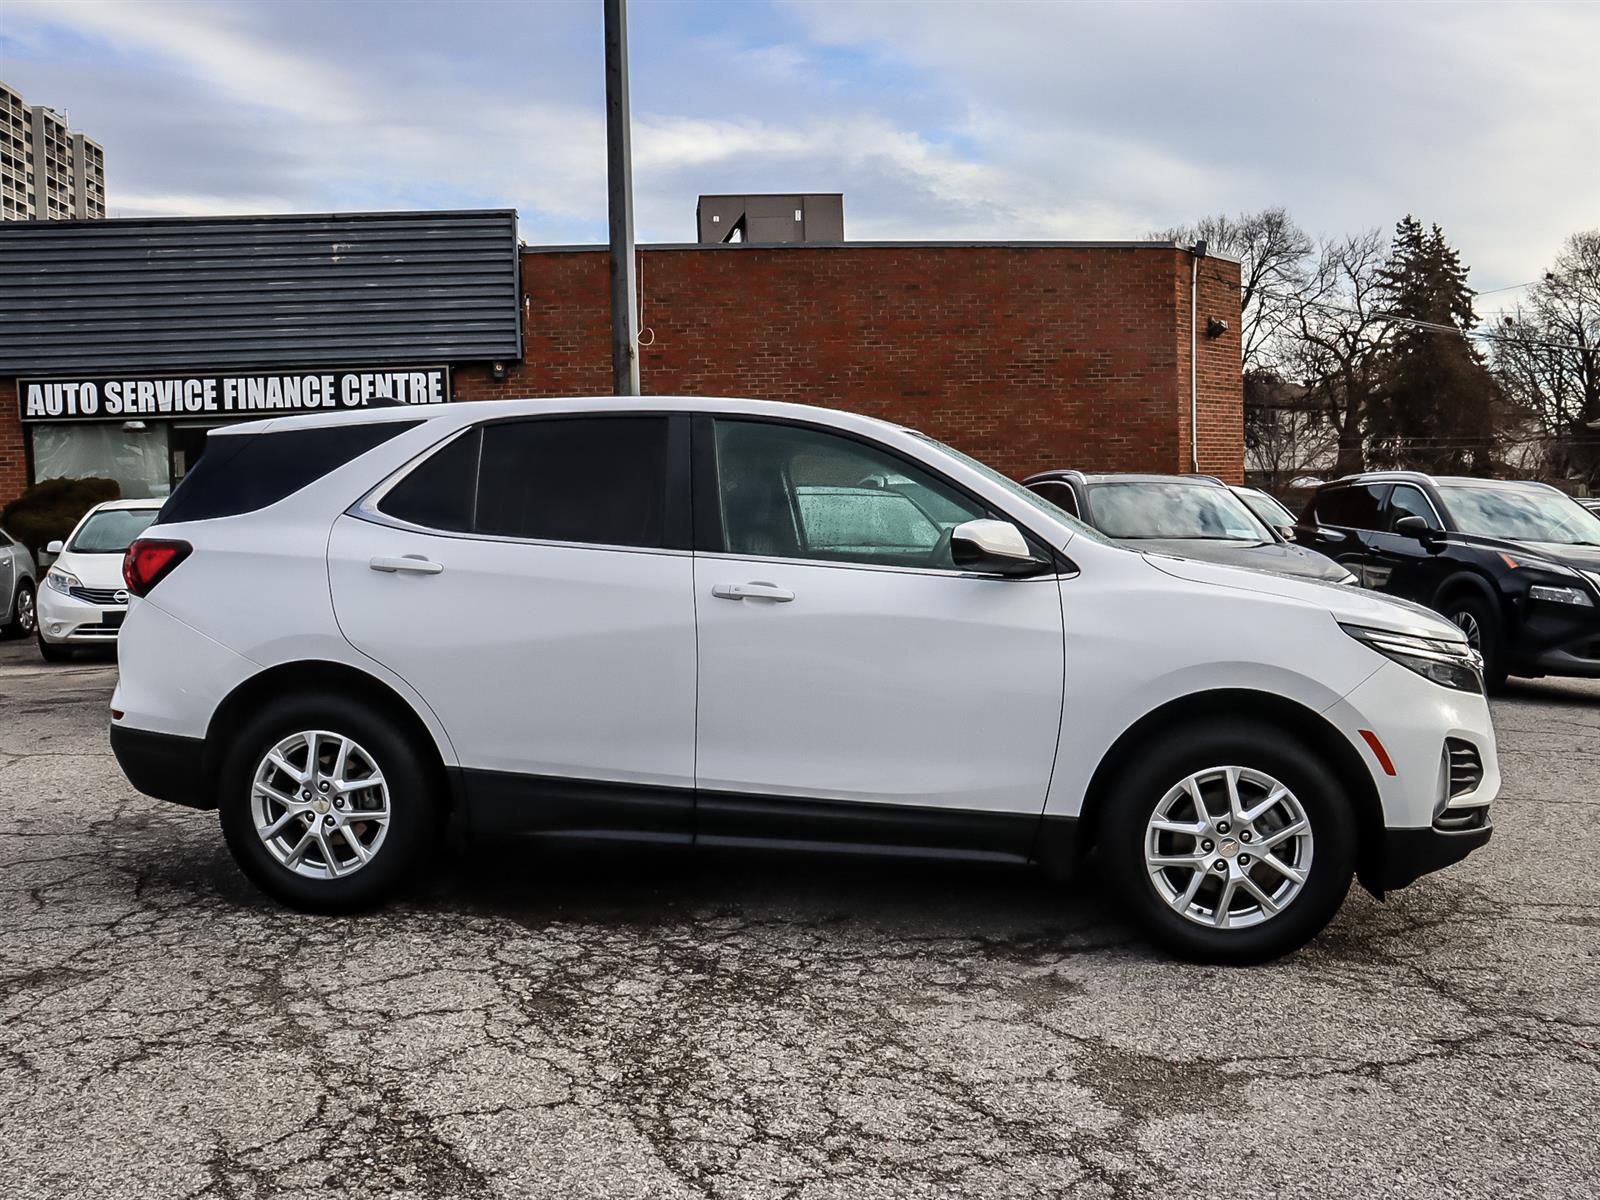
[0,636,1595,1199]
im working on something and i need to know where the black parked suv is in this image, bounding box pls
[1295,472,1600,687]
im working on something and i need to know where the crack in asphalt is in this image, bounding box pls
[1,648,1597,1199]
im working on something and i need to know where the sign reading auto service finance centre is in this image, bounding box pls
[18,367,451,424]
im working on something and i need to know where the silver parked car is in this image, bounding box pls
[0,526,39,639]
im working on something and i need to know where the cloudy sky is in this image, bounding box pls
[2,0,1596,299]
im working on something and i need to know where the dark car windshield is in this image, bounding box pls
[1436,484,1600,546]
[67,508,159,554]
[1087,482,1271,541]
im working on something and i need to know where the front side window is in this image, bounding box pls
[379,416,672,550]
[67,508,158,553]
[1436,485,1600,546]
[1028,480,1080,518]
[1385,485,1441,531]
[712,420,986,568]
[1085,482,1269,542]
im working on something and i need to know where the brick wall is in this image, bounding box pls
[0,243,1243,507]
[456,243,1243,483]
[0,379,24,508]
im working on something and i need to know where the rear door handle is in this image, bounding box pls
[712,581,795,602]
[369,555,443,575]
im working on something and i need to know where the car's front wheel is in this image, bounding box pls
[218,696,441,912]
[1101,719,1356,964]
[1442,593,1507,691]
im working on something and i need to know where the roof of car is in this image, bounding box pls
[1023,470,1229,487]
[217,395,911,438]
[1326,471,1559,492]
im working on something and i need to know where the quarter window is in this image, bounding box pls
[711,420,987,569]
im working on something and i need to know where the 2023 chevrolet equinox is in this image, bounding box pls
[109,398,1499,962]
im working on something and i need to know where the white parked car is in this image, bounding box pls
[1,526,39,639]
[37,499,162,661]
[109,398,1499,962]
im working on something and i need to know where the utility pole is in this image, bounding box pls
[603,0,641,396]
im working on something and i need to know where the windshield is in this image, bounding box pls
[909,433,1115,545]
[1437,485,1600,545]
[1087,482,1271,541]
[67,508,159,554]
[1238,489,1295,527]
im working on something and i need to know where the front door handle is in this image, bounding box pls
[369,555,444,575]
[712,581,795,602]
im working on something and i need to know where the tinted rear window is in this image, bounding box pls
[160,421,419,523]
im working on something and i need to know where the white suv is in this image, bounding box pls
[110,398,1499,962]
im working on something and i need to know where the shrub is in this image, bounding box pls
[0,477,122,557]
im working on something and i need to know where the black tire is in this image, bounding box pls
[2,580,36,639]
[36,630,72,662]
[217,694,442,913]
[1100,718,1357,964]
[1440,592,1507,692]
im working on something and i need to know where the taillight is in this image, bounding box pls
[123,538,192,597]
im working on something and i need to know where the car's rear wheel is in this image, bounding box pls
[1442,593,1507,691]
[218,696,440,912]
[2,581,35,639]
[1101,719,1356,964]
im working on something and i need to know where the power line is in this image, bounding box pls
[1251,287,1594,354]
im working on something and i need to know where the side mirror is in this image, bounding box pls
[1273,524,1296,542]
[45,540,64,555]
[951,519,1046,576]
[1393,515,1434,540]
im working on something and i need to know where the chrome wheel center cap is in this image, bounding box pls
[313,799,330,815]
[1219,838,1239,858]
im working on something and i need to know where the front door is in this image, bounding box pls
[327,414,698,834]
[1368,482,1447,602]
[691,418,1065,849]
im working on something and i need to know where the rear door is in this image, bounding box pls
[0,532,14,617]
[328,414,699,835]
[1302,483,1389,586]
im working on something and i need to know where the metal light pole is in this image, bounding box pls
[603,0,641,396]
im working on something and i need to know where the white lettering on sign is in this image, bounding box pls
[17,368,453,423]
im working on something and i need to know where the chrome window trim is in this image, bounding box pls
[1385,483,1446,532]
[694,549,1068,582]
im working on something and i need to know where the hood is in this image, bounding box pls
[1142,552,1467,643]
[53,549,128,590]
[1518,541,1600,574]
[1120,537,1354,583]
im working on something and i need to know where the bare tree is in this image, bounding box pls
[1244,371,1338,493]
[1155,207,1313,374]
[1494,230,1600,484]
[1283,230,1392,475]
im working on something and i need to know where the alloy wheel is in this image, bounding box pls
[16,587,35,635]
[1144,765,1314,929]
[250,730,391,879]
[1449,610,1482,652]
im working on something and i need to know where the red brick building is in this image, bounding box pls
[0,214,1242,509]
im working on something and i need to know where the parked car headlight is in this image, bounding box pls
[1528,583,1593,607]
[1341,623,1484,694]
[45,568,81,595]
[1336,568,1359,585]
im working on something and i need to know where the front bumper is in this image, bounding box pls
[1366,823,1493,892]
[109,724,214,809]
[37,586,126,644]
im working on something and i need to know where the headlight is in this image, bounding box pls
[45,568,81,595]
[1336,568,1359,585]
[1341,623,1484,694]
[1529,583,1593,607]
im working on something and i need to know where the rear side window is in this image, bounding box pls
[1309,484,1387,531]
[160,421,419,523]
[379,416,672,550]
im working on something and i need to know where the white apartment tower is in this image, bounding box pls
[1,79,106,221]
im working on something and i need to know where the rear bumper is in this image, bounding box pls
[1365,823,1493,893]
[110,724,214,810]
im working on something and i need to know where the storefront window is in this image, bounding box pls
[30,423,172,499]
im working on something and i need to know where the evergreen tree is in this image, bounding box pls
[1368,216,1508,474]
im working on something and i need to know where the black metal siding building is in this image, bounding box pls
[0,210,521,503]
